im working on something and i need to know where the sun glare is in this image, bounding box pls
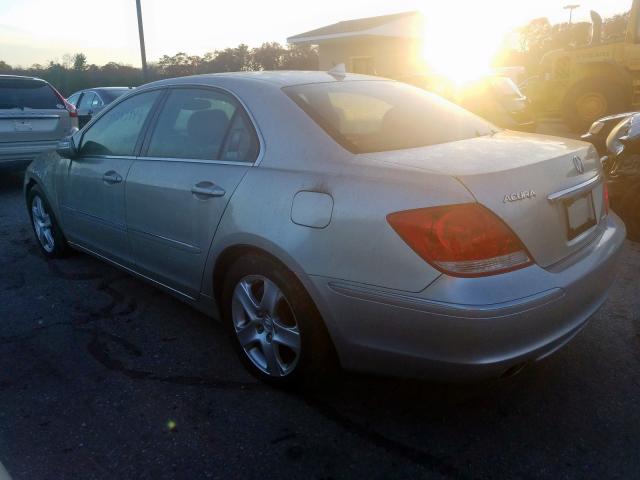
[420,4,505,85]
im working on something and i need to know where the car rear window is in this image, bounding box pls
[0,78,62,110]
[283,80,496,154]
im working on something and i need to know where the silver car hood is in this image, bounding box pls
[360,130,604,268]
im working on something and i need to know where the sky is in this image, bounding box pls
[0,0,632,69]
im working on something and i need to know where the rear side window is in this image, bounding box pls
[0,78,62,110]
[80,90,160,156]
[284,80,495,154]
[146,88,258,162]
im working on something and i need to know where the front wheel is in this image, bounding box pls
[222,254,336,387]
[27,185,70,258]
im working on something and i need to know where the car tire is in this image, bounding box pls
[221,253,337,388]
[27,185,70,259]
[562,78,626,133]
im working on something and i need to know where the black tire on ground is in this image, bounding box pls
[27,185,70,259]
[619,186,640,242]
[562,78,627,133]
[221,253,338,388]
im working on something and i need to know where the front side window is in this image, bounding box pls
[67,93,81,107]
[80,90,160,157]
[284,80,496,154]
[78,92,96,110]
[146,88,258,162]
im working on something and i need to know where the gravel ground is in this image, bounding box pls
[0,161,639,479]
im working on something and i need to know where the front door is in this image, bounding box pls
[59,89,161,266]
[126,87,260,297]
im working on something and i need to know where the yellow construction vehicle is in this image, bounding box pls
[525,0,640,131]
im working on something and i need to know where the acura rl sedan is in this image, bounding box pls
[24,71,625,386]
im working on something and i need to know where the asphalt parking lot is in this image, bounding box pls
[1,157,639,479]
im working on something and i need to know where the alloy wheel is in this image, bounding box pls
[231,275,301,377]
[31,195,55,253]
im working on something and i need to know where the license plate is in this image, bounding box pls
[14,120,32,132]
[564,191,596,240]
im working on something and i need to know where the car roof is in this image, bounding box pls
[0,74,47,83]
[144,70,386,90]
[72,86,131,93]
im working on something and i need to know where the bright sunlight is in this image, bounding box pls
[420,3,506,84]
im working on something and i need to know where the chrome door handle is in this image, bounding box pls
[191,181,226,198]
[102,171,123,185]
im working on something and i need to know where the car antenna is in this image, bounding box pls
[328,63,346,80]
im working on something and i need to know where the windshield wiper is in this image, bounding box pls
[0,104,21,109]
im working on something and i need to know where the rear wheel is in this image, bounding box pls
[221,254,336,387]
[562,78,626,132]
[27,185,69,258]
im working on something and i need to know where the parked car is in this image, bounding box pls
[67,87,132,128]
[581,111,637,155]
[0,75,78,170]
[401,74,536,132]
[456,75,537,132]
[24,72,625,386]
[594,112,640,240]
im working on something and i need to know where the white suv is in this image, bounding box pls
[0,75,78,170]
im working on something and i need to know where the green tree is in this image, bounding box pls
[72,53,88,71]
[252,42,285,70]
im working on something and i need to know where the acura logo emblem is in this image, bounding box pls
[573,155,584,174]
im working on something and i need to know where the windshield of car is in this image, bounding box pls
[283,80,496,154]
[0,78,62,110]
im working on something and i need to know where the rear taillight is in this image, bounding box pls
[603,182,610,216]
[65,101,78,118]
[387,203,533,277]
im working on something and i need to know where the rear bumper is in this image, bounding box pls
[0,140,58,168]
[310,214,626,381]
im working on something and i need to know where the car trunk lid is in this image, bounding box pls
[360,130,605,268]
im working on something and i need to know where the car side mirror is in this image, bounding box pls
[56,136,78,159]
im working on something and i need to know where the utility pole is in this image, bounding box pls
[136,0,148,82]
[564,4,580,25]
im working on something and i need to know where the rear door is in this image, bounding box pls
[59,89,162,266]
[0,77,70,143]
[126,86,260,297]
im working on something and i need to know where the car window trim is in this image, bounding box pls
[136,83,263,166]
[77,87,166,159]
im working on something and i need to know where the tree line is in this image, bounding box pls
[0,9,632,96]
[0,42,318,96]
[495,11,630,72]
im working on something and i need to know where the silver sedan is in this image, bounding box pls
[24,71,625,386]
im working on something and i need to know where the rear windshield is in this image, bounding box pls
[0,78,62,110]
[284,80,495,154]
